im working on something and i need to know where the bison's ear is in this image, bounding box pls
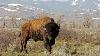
[51,18,54,21]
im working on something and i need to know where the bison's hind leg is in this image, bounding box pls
[20,37,29,53]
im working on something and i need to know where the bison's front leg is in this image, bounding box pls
[44,37,52,54]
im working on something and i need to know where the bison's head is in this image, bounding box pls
[45,22,60,38]
[44,22,60,53]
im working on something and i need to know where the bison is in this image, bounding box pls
[19,16,60,53]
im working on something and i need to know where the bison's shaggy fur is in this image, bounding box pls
[20,16,60,53]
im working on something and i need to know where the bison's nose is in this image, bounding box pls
[48,36,52,40]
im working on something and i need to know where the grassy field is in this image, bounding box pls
[0,26,100,56]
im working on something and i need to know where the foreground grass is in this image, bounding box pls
[0,27,100,56]
[0,39,100,56]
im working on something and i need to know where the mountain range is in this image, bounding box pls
[0,0,100,11]
[0,0,100,20]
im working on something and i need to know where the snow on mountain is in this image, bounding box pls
[97,4,100,9]
[93,10,97,12]
[5,9,17,12]
[0,7,17,12]
[3,8,17,12]
[80,13,84,15]
[16,8,19,10]
[0,3,48,20]
[82,0,86,2]
[93,18,100,20]
[0,17,3,19]
[33,3,40,5]
[55,0,69,2]
[71,0,79,6]
[8,4,23,7]
[16,18,22,20]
